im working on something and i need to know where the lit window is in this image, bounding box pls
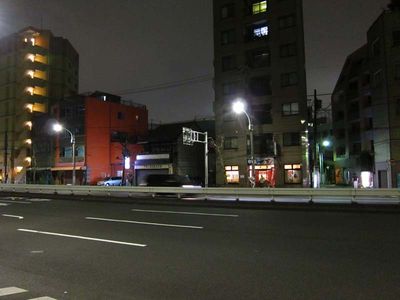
[284,164,302,184]
[225,165,240,183]
[26,54,35,62]
[253,26,268,37]
[26,70,34,78]
[252,1,267,14]
[26,87,34,95]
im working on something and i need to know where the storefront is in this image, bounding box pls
[225,165,240,184]
[284,163,302,184]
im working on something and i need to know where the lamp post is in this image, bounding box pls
[53,123,76,185]
[232,100,255,188]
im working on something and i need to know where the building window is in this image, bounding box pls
[249,76,271,96]
[280,43,297,57]
[225,166,239,184]
[350,143,361,155]
[395,64,400,80]
[396,99,400,115]
[246,22,269,41]
[252,1,267,15]
[372,38,381,57]
[393,30,400,47]
[224,137,238,150]
[283,132,300,146]
[282,102,299,116]
[336,146,346,157]
[221,55,236,72]
[221,29,236,45]
[278,15,296,29]
[284,164,302,184]
[221,3,234,19]
[373,70,382,87]
[246,48,270,68]
[252,104,272,124]
[281,72,298,87]
[222,82,238,95]
[253,25,268,38]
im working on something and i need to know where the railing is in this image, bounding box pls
[0,184,399,204]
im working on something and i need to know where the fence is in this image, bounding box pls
[0,184,399,204]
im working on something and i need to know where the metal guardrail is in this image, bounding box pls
[0,184,399,204]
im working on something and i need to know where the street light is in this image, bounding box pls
[232,100,255,188]
[319,139,331,187]
[53,123,76,185]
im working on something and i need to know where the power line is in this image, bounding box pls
[115,74,213,96]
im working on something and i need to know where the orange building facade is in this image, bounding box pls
[49,92,147,185]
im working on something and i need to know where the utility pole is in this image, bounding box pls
[312,89,321,188]
[3,131,8,183]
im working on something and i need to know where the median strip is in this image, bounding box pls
[132,208,239,217]
[18,229,147,247]
[85,216,203,229]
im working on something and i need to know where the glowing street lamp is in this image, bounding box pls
[53,123,76,185]
[232,99,255,187]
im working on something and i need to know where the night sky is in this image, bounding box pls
[0,0,389,123]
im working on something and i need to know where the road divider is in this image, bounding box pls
[85,216,203,229]
[18,228,147,247]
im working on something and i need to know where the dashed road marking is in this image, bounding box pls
[0,199,31,204]
[18,228,147,247]
[28,297,57,300]
[86,216,203,229]
[132,208,239,217]
[2,214,24,219]
[0,286,27,296]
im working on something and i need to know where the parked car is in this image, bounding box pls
[97,176,122,186]
[144,174,201,188]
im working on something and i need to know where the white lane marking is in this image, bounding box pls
[0,203,9,206]
[132,208,239,217]
[30,250,44,254]
[2,214,24,219]
[86,216,203,229]
[18,229,147,247]
[28,297,57,300]
[0,200,31,204]
[0,286,27,296]
[28,198,52,202]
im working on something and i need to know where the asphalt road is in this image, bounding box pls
[0,195,400,300]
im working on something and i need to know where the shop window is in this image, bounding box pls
[284,164,302,184]
[225,166,239,184]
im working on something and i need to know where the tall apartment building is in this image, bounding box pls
[213,0,308,187]
[0,27,78,183]
[332,2,400,188]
